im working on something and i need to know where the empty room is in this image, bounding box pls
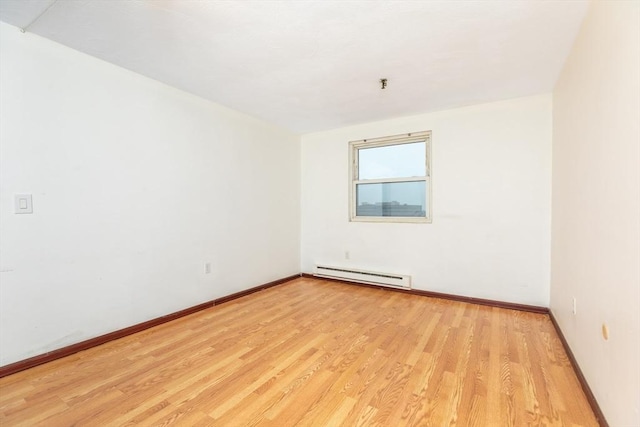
[0,0,638,426]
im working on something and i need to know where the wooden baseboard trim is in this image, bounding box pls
[302,273,549,314]
[307,273,606,424]
[0,274,301,378]
[0,272,609,425]
[213,274,299,305]
[548,311,609,427]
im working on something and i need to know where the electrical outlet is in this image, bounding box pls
[572,297,577,315]
[204,262,212,274]
[345,251,350,260]
[602,323,609,340]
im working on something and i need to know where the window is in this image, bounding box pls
[349,131,431,223]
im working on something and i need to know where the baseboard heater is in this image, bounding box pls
[314,265,412,290]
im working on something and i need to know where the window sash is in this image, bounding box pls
[351,136,430,180]
[353,176,426,185]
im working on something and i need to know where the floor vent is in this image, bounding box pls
[314,265,411,290]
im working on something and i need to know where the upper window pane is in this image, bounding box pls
[358,141,426,180]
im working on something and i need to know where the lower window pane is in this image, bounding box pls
[356,181,427,217]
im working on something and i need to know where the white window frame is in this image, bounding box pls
[349,131,432,223]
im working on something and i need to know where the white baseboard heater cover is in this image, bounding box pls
[314,265,411,290]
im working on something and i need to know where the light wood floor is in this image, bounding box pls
[0,277,598,426]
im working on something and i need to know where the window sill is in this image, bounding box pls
[350,216,432,224]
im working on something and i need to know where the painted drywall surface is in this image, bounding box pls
[0,23,300,366]
[301,94,552,306]
[551,2,640,425]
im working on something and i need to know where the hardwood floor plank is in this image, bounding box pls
[0,278,599,426]
[2,394,68,426]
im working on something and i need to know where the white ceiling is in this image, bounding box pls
[0,0,589,133]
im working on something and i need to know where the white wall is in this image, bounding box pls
[301,94,552,306]
[0,23,300,366]
[551,1,640,425]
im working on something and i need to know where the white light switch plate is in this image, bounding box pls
[14,194,33,214]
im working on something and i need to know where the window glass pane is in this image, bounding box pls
[358,141,425,180]
[356,181,427,217]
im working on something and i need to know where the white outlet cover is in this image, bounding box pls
[14,194,33,214]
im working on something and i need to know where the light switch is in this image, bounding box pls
[14,194,33,214]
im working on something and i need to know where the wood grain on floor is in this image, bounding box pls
[0,277,599,426]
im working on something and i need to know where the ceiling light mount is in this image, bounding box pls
[380,78,388,90]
